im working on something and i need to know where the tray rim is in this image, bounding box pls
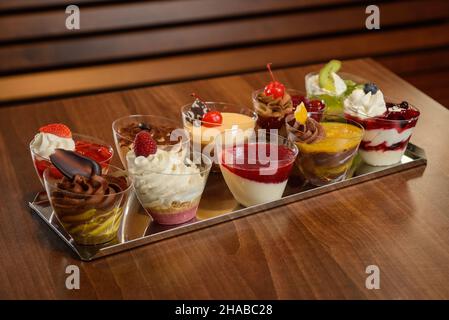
[29,143,427,261]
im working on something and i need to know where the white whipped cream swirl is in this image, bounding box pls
[306,72,347,96]
[344,88,387,118]
[30,132,75,158]
[126,149,206,208]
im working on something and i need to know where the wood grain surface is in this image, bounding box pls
[0,59,448,299]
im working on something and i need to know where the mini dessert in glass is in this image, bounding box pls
[305,60,363,114]
[181,94,257,163]
[344,84,420,166]
[252,63,293,130]
[30,124,113,185]
[43,150,132,245]
[286,104,364,186]
[289,90,327,122]
[217,130,298,207]
[127,131,211,225]
[112,115,189,168]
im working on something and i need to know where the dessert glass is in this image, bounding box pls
[130,152,212,225]
[286,113,364,186]
[30,133,114,186]
[181,102,257,165]
[344,102,420,166]
[112,115,190,168]
[305,72,366,115]
[217,130,298,207]
[43,165,133,246]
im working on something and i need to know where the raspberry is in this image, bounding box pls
[133,131,157,157]
[39,123,72,138]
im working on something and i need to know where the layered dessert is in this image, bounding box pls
[286,103,363,186]
[218,132,298,207]
[30,124,113,183]
[182,94,257,161]
[112,115,187,168]
[44,149,131,245]
[305,60,361,114]
[344,84,420,166]
[127,131,211,225]
[252,63,293,130]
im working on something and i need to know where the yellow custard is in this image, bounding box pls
[296,122,363,153]
[186,112,256,145]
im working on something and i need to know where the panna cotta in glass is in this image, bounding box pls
[344,84,420,166]
[217,131,298,207]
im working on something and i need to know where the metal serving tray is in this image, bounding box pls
[29,143,426,261]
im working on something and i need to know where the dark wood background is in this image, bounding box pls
[0,0,448,106]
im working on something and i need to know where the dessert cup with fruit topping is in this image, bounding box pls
[286,105,364,186]
[127,131,212,225]
[305,60,366,114]
[43,150,132,246]
[217,130,298,207]
[112,115,189,168]
[181,95,257,165]
[344,84,420,166]
[252,63,293,131]
[30,124,113,185]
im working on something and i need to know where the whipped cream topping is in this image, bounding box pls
[344,88,387,118]
[30,132,75,158]
[306,72,347,96]
[126,149,206,208]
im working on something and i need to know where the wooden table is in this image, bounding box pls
[0,58,448,299]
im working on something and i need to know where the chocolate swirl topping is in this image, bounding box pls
[51,174,124,213]
[255,91,293,118]
[287,116,326,144]
[118,122,177,148]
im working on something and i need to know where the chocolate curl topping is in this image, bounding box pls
[50,149,102,180]
[290,117,326,144]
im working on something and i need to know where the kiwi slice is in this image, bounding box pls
[319,60,342,92]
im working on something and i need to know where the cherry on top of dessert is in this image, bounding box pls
[50,149,101,180]
[264,63,285,99]
[363,83,378,95]
[202,110,223,127]
[133,131,157,157]
[39,123,72,138]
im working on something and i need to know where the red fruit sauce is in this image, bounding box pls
[359,139,410,152]
[221,143,296,183]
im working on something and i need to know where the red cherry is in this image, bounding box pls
[202,111,223,127]
[308,100,326,112]
[263,63,285,99]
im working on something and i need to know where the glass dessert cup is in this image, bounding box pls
[217,130,298,207]
[252,88,299,132]
[112,114,190,168]
[305,72,366,115]
[43,165,133,246]
[30,133,114,186]
[344,102,420,166]
[286,113,364,186]
[181,102,257,168]
[130,152,212,225]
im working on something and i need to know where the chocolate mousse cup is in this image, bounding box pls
[43,165,133,246]
[286,113,364,186]
[30,133,113,186]
[130,152,212,225]
[344,101,420,166]
[251,88,294,132]
[112,115,189,168]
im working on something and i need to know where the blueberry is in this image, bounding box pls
[363,83,378,95]
[399,101,409,109]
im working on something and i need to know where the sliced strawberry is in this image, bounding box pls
[39,123,72,138]
[133,131,157,157]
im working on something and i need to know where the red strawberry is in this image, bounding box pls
[39,123,72,138]
[133,131,157,157]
